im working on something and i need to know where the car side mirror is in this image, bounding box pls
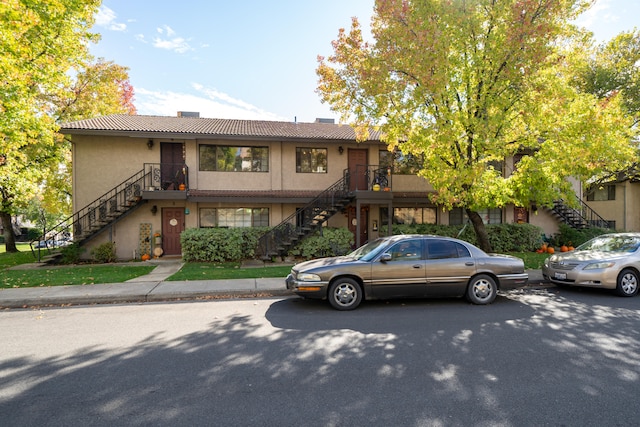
[380,253,392,262]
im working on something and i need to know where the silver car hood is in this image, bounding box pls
[550,250,629,262]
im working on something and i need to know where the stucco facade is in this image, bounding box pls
[61,114,610,260]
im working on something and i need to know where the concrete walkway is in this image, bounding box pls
[0,259,546,309]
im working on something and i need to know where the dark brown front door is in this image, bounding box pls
[348,149,368,191]
[161,142,184,189]
[162,207,185,256]
[348,206,369,248]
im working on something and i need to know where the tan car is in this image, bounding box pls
[286,234,528,310]
[542,232,640,297]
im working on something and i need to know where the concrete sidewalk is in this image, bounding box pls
[0,260,546,309]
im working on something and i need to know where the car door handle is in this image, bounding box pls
[465,262,474,266]
[413,264,422,269]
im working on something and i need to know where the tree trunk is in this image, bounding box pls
[1,210,18,253]
[466,209,492,253]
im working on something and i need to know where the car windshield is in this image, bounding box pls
[577,235,640,253]
[347,238,389,261]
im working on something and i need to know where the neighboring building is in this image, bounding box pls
[57,113,614,260]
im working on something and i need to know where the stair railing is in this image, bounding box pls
[33,168,150,251]
[256,173,352,259]
[553,197,612,230]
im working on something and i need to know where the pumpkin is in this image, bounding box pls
[547,247,555,254]
[141,253,151,261]
[560,245,568,252]
[568,246,574,251]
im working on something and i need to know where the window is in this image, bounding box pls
[199,145,269,172]
[379,150,424,174]
[199,208,269,228]
[449,207,502,225]
[389,240,422,260]
[296,148,327,173]
[586,184,615,201]
[427,240,471,259]
[381,207,436,226]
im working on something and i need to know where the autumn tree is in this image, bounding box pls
[41,59,137,221]
[0,0,100,252]
[570,29,640,187]
[317,0,635,251]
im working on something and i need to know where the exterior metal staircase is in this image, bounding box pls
[256,174,354,260]
[551,197,612,230]
[32,168,150,259]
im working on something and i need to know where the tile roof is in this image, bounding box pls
[59,114,383,141]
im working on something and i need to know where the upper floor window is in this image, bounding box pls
[379,150,424,174]
[199,145,269,172]
[200,208,269,228]
[586,184,616,201]
[296,148,327,173]
[449,207,502,225]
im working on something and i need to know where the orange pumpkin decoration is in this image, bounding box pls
[141,253,151,261]
[560,245,568,252]
[541,243,548,251]
[568,246,574,251]
[547,247,555,254]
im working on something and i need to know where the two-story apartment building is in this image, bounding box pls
[58,113,618,260]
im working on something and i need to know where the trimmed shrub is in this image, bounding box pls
[289,227,354,259]
[91,242,117,263]
[59,243,84,264]
[181,227,269,262]
[549,223,609,248]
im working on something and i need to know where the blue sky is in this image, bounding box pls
[92,0,639,123]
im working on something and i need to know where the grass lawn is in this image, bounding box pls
[1,265,156,289]
[166,262,293,281]
[0,244,155,288]
[511,251,550,269]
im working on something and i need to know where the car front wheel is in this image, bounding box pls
[616,269,639,297]
[328,278,362,310]
[466,274,497,305]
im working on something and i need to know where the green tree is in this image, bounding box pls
[317,0,635,251]
[0,0,100,252]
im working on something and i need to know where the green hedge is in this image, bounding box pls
[380,222,544,253]
[180,227,268,262]
[288,227,354,259]
[180,223,546,263]
[548,223,608,248]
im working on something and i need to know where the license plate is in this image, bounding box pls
[554,272,567,280]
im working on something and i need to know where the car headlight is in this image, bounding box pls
[297,272,322,282]
[584,262,615,270]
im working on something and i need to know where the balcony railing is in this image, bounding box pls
[143,163,189,191]
[347,165,393,191]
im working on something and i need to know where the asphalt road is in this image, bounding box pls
[1,287,639,426]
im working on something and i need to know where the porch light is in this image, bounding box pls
[338,146,344,155]
[147,139,154,150]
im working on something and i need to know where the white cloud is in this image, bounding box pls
[153,25,193,53]
[157,25,176,37]
[153,37,192,53]
[134,86,287,121]
[575,0,618,31]
[95,6,127,32]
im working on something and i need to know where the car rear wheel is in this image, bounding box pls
[328,278,362,310]
[616,269,639,297]
[466,274,497,305]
